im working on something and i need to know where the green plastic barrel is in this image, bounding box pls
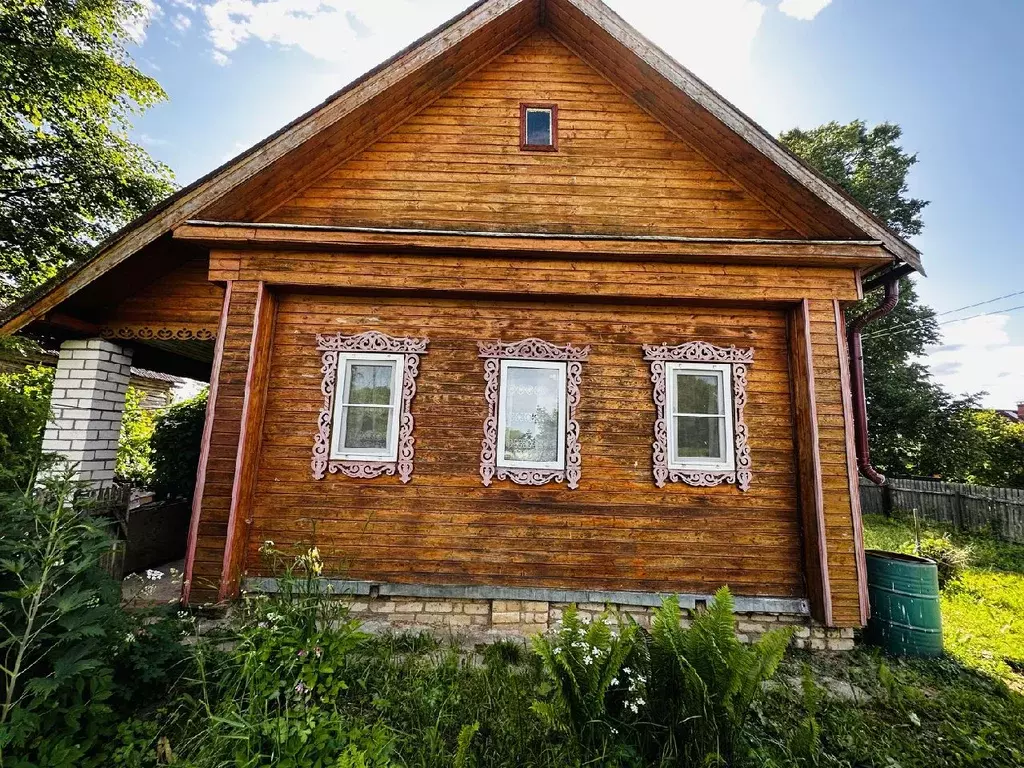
[864,550,943,658]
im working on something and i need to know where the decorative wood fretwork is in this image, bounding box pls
[101,326,217,341]
[478,338,590,489]
[312,331,428,483]
[643,341,753,491]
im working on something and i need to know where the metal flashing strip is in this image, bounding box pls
[241,578,810,615]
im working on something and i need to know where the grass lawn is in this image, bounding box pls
[863,513,1024,689]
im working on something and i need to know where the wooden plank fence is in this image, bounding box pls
[860,477,1024,544]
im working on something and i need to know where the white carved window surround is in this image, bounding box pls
[312,331,428,483]
[643,341,753,491]
[478,338,590,489]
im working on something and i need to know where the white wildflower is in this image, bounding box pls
[124,632,136,644]
[611,677,619,686]
[623,667,631,675]
[636,697,645,706]
[145,569,164,581]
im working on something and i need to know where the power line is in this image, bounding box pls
[861,287,1024,341]
[864,301,1024,342]
[933,289,1024,317]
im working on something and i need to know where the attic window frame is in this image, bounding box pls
[520,103,558,152]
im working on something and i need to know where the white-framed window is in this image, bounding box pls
[665,362,736,472]
[329,352,404,462]
[496,359,567,470]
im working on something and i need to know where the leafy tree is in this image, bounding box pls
[781,120,981,479]
[115,386,154,487]
[0,361,53,492]
[0,0,175,302]
[150,389,207,501]
[965,411,1024,488]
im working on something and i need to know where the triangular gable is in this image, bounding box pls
[269,32,800,239]
[0,0,922,336]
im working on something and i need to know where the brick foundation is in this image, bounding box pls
[339,595,855,651]
[41,339,133,487]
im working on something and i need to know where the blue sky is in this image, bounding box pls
[128,0,1024,408]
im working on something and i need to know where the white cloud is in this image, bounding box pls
[777,0,832,21]
[925,314,1024,409]
[138,133,171,147]
[202,0,467,66]
[172,13,192,30]
[195,0,821,103]
[608,0,765,102]
[125,0,160,43]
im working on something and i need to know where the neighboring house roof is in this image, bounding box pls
[0,347,183,386]
[0,0,924,338]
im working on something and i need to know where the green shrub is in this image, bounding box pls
[917,535,973,589]
[0,364,53,492]
[0,467,123,766]
[644,587,793,766]
[150,389,207,501]
[115,387,155,488]
[531,605,641,759]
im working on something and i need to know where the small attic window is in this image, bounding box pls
[520,103,558,151]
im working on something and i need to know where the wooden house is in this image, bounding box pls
[0,0,924,645]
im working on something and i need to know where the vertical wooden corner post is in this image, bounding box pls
[182,281,233,605]
[787,299,834,626]
[220,282,277,601]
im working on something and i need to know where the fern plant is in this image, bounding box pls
[530,605,640,757]
[645,587,793,765]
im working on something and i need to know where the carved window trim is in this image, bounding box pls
[643,341,753,491]
[312,331,428,483]
[478,338,589,489]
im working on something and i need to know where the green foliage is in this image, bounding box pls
[965,411,1024,489]
[864,513,1024,686]
[780,120,927,238]
[0,0,175,302]
[917,535,973,589]
[150,388,207,501]
[115,386,154,488]
[0,466,122,766]
[780,121,985,481]
[645,588,792,765]
[530,604,641,758]
[0,363,52,492]
[749,649,1024,767]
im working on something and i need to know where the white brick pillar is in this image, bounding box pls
[41,339,133,488]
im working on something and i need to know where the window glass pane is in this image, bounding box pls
[675,373,721,415]
[347,363,394,405]
[343,406,391,450]
[502,366,561,463]
[675,415,724,460]
[526,109,552,145]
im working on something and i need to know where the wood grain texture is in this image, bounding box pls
[209,249,864,304]
[834,300,869,624]
[787,300,832,625]
[220,282,277,600]
[806,299,863,625]
[177,222,892,271]
[183,283,232,604]
[184,281,261,603]
[244,292,807,600]
[268,33,799,239]
[99,256,224,333]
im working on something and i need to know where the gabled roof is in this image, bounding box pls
[0,0,923,336]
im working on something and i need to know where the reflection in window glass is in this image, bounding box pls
[502,365,561,464]
[671,369,728,463]
[525,108,553,146]
[338,360,396,454]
